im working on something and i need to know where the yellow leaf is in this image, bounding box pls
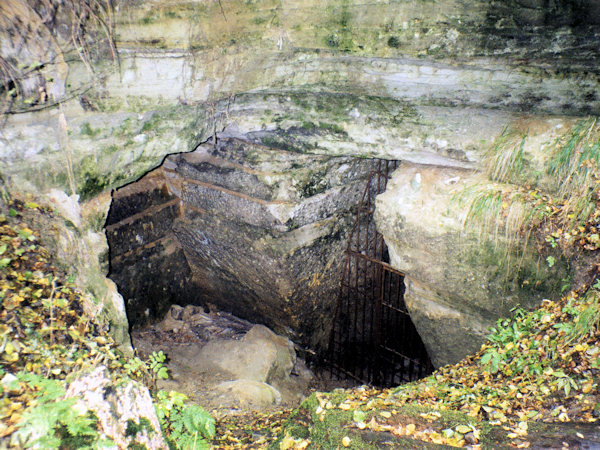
[455,425,471,434]
[4,341,15,355]
[380,411,391,418]
[342,436,351,447]
[431,434,444,444]
[279,434,296,450]
[406,423,416,435]
[582,381,594,394]
[297,440,310,449]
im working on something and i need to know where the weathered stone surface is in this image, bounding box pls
[375,162,565,367]
[135,316,311,410]
[214,379,282,409]
[194,336,276,384]
[64,366,166,449]
[106,137,374,350]
[1,0,595,369]
[106,174,194,328]
[244,325,296,382]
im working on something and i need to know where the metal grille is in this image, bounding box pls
[328,159,433,387]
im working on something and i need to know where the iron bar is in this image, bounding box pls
[327,159,432,387]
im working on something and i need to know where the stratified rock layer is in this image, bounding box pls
[375,162,565,367]
[106,138,375,352]
[3,0,598,366]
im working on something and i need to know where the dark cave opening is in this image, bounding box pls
[104,139,432,389]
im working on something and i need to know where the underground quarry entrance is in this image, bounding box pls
[105,137,432,411]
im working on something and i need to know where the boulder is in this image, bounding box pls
[214,379,282,409]
[242,325,296,382]
[64,366,166,449]
[195,324,295,384]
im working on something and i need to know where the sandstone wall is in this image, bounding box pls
[0,0,597,363]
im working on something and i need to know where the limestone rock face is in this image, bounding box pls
[375,163,564,367]
[107,138,375,351]
[1,0,598,367]
[243,325,296,382]
[197,336,278,384]
[64,366,166,449]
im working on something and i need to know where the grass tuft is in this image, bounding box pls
[545,118,600,227]
[485,128,527,184]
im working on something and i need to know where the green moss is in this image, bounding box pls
[139,12,159,25]
[115,117,135,137]
[278,393,375,449]
[79,172,109,201]
[253,16,268,25]
[396,404,475,429]
[285,92,418,125]
[104,144,120,154]
[80,122,101,138]
[298,169,329,198]
[387,36,401,48]
[301,121,316,130]
[318,121,346,135]
[94,96,123,113]
[125,417,153,438]
[260,135,315,153]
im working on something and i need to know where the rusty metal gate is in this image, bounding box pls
[328,159,433,387]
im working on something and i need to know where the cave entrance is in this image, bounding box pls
[327,160,433,387]
[104,140,431,396]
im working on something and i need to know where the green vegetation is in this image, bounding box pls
[79,171,109,201]
[473,118,600,231]
[460,118,600,277]
[485,129,529,184]
[278,279,600,447]
[154,391,215,450]
[387,36,401,48]
[79,122,101,138]
[274,118,600,448]
[298,168,329,198]
[0,202,215,448]
[12,374,110,448]
[123,350,169,391]
[545,118,600,226]
[275,392,374,449]
[260,134,316,153]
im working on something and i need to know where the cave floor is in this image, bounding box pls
[130,304,331,414]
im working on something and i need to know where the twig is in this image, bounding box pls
[217,0,227,22]
[58,104,77,196]
[48,277,57,343]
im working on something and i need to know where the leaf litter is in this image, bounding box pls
[2,185,600,448]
